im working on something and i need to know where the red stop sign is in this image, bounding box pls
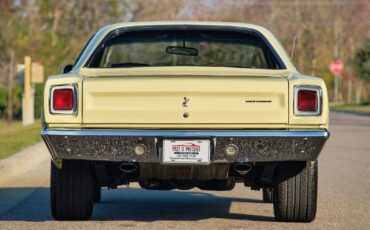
[330,60,344,75]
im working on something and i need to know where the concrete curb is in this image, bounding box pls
[331,109,370,117]
[0,141,50,185]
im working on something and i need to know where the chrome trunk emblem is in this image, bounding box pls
[182,97,189,107]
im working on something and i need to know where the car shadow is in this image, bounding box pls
[0,187,275,222]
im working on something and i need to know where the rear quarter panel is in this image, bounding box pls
[288,74,329,128]
[43,74,83,125]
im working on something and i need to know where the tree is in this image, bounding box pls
[0,0,369,106]
[355,39,370,81]
[0,1,17,124]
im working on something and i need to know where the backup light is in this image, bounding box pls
[134,144,146,155]
[225,144,238,156]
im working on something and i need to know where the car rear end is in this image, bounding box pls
[42,22,329,222]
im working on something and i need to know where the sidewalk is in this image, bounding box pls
[0,142,49,186]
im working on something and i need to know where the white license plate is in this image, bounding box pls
[162,140,210,164]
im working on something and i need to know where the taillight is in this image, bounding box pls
[50,85,77,114]
[53,89,73,110]
[294,86,321,116]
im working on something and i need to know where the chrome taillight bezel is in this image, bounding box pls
[294,86,322,116]
[50,84,78,115]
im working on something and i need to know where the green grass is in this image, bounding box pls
[0,120,41,160]
[330,102,370,114]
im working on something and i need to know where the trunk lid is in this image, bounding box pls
[81,68,289,126]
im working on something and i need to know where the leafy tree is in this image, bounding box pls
[355,39,370,81]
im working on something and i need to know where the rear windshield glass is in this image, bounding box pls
[89,29,282,69]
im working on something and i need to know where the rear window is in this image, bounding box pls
[88,29,282,69]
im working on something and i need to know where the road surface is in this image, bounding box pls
[0,112,369,229]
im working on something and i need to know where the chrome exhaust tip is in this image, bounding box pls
[234,163,252,175]
[119,162,138,173]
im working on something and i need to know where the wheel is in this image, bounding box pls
[262,188,273,203]
[51,160,94,220]
[273,161,318,222]
[94,185,101,203]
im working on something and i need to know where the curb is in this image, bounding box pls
[331,109,370,117]
[0,141,50,185]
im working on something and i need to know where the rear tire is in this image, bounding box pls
[51,160,94,220]
[273,161,318,222]
[262,188,273,203]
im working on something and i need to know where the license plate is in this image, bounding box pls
[162,140,210,164]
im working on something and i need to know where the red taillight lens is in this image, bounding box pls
[53,88,73,110]
[297,90,317,112]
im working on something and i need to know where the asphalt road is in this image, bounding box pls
[0,112,369,229]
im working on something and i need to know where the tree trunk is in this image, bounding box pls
[7,50,15,125]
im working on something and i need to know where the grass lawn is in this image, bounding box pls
[330,104,370,114]
[0,119,41,160]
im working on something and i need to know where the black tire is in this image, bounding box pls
[94,185,101,203]
[273,161,318,222]
[262,188,273,203]
[51,160,94,220]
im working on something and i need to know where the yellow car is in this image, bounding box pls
[42,21,329,222]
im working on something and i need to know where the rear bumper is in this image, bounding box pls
[42,129,329,163]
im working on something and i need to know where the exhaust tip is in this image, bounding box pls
[119,162,138,173]
[234,163,252,175]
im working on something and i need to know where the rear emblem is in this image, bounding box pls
[182,97,189,107]
[245,99,272,103]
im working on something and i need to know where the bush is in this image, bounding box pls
[0,83,44,120]
[34,84,44,119]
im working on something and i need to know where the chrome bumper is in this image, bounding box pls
[42,129,329,163]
